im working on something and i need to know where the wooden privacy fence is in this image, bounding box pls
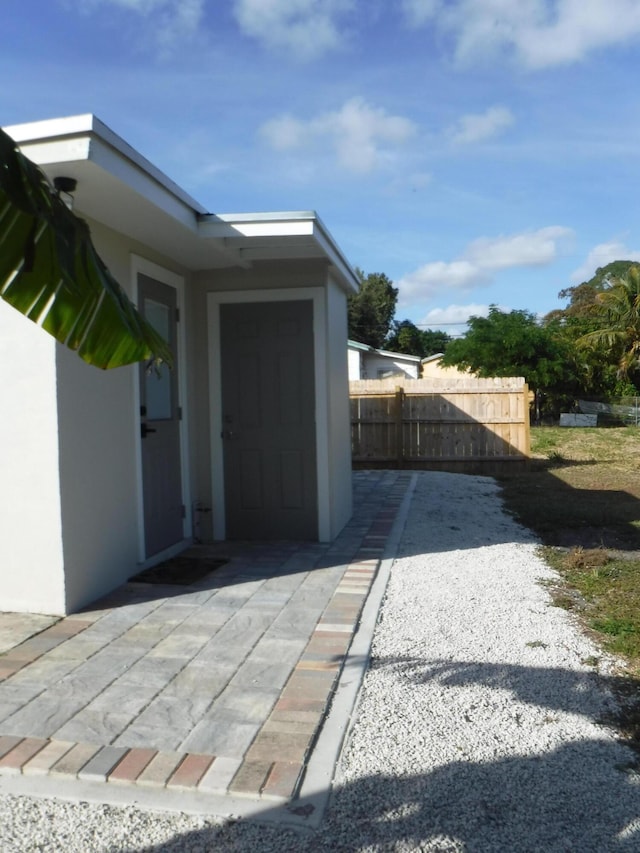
[350,377,531,474]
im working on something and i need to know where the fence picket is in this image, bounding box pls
[350,377,530,475]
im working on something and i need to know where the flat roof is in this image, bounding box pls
[4,115,359,290]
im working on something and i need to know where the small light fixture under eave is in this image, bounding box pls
[53,176,77,210]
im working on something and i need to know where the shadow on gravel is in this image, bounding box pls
[386,657,626,718]
[131,739,640,852]
[133,659,640,853]
[390,468,640,557]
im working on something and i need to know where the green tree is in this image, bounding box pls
[385,319,424,355]
[419,328,452,357]
[577,266,640,389]
[442,306,575,418]
[544,260,640,396]
[348,269,398,349]
[0,127,171,369]
[385,319,451,357]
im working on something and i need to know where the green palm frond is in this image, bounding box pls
[577,267,640,379]
[0,127,173,370]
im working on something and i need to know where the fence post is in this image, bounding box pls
[395,385,404,468]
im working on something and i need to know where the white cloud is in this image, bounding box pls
[465,226,573,270]
[570,240,640,284]
[397,226,573,302]
[233,0,354,60]
[260,97,416,174]
[420,303,493,326]
[402,0,440,28]
[398,260,487,303]
[402,0,640,69]
[261,115,308,150]
[71,0,204,51]
[449,105,514,145]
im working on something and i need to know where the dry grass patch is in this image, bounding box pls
[497,426,640,751]
[499,426,640,552]
[543,547,640,668]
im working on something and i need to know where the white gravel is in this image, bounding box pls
[1,471,639,851]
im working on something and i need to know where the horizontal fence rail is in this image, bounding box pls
[350,377,531,475]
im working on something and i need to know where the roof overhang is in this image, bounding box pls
[4,115,359,292]
[375,349,422,364]
[348,339,373,352]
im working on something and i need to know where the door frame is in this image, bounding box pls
[207,287,330,541]
[132,254,191,564]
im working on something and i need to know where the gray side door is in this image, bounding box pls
[138,274,183,557]
[220,300,317,540]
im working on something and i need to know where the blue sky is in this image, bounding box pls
[4,0,640,335]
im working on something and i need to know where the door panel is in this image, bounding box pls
[139,274,183,556]
[220,300,317,540]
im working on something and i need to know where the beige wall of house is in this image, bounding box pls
[421,356,470,379]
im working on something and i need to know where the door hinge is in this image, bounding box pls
[176,308,180,322]
[181,504,186,519]
[177,406,183,420]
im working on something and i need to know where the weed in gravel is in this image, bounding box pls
[544,548,640,669]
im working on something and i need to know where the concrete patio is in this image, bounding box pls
[0,471,413,820]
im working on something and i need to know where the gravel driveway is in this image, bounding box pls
[2,472,639,851]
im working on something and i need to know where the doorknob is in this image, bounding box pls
[141,423,157,438]
[221,429,235,439]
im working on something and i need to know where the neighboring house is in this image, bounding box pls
[348,340,422,381]
[1,115,358,615]
[420,353,470,379]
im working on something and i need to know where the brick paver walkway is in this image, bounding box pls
[0,472,412,806]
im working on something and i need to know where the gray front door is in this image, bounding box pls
[139,274,183,557]
[220,300,317,540]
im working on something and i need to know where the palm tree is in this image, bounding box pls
[578,266,640,384]
[0,126,172,369]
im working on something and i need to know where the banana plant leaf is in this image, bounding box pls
[0,126,173,369]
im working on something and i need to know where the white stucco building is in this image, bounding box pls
[1,115,358,615]
[348,339,422,381]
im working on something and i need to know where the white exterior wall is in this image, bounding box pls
[0,219,191,615]
[362,351,420,380]
[347,346,363,380]
[55,344,139,613]
[0,303,66,614]
[326,275,353,538]
[57,222,191,613]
